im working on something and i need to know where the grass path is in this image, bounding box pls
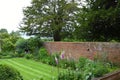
[0,58,60,80]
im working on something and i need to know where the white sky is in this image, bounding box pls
[0,0,31,33]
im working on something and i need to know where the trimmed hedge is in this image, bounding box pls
[0,64,23,80]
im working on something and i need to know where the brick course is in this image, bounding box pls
[44,42,120,65]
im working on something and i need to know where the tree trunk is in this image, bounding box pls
[53,30,61,41]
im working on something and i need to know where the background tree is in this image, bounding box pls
[15,37,43,54]
[76,0,120,41]
[20,0,79,41]
[0,28,9,52]
[0,29,21,52]
[0,28,8,33]
[15,38,28,53]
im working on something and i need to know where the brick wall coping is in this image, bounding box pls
[45,42,120,44]
[46,41,119,42]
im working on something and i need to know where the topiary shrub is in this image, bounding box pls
[0,64,23,80]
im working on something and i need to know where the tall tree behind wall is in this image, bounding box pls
[0,28,8,52]
[76,0,120,41]
[20,0,79,41]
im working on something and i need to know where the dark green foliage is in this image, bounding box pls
[24,53,33,59]
[38,48,56,66]
[58,57,110,80]
[27,37,43,53]
[59,59,76,70]
[93,63,109,77]
[0,29,21,52]
[15,37,43,54]
[34,47,49,62]
[15,38,28,53]
[75,0,120,41]
[76,57,87,69]
[0,51,20,59]
[0,32,11,51]
[0,28,8,33]
[20,0,79,41]
[58,70,82,80]
[0,64,23,80]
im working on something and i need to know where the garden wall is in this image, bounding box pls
[44,42,120,65]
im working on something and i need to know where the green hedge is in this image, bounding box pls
[0,64,23,80]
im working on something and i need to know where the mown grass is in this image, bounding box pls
[0,58,60,80]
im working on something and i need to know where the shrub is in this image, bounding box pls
[27,37,43,53]
[0,55,3,59]
[15,37,43,54]
[18,53,25,57]
[0,51,8,56]
[58,70,82,80]
[38,48,56,66]
[15,38,27,54]
[0,51,14,59]
[58,57,111,80]
[39,48,48,59]
[10,52,20,57]
[59,59,76,69]
[24,53,33,59]
[93,62,109,77]
[77,57,88,69]
[0,64,23,80]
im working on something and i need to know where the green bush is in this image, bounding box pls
[38,48,56,66]
[77,57,88,69]
[0,51,7,56]
[39,48,48,59]
[10,52,20,57]
[58,70,82,80]
[93,62,109,77]
[24,53,33,59]
[17,53,25,57]
[0,51,14,59]
[59,59,76,69]
[15,38,28,54]
[58,57,111,80]
[15,37,43,54]
[0,51,19,59]
[0,64,23,80]
[0,55,3,59]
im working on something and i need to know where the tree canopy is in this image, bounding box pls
[20,0,79,41]
[0,28,8,33]
[76,0,120,41]
[20,0,120,42]
[0,29,21,52]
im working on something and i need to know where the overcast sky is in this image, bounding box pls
[0,0,31,33]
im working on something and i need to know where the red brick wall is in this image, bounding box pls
[44,42,120,65]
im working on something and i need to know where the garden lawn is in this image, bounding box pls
[0,58,59,80]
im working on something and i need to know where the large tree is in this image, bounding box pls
[0,28,8,52]
[76,0,120,41]
[0,29,21,52]
[0,28,8,33]
[20,0,79,41]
